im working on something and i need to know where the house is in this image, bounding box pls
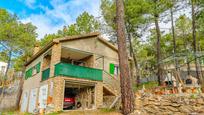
[0,61,7,76]
[20,32,121,113]
[164,63,204,81]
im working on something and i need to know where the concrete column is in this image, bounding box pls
[85,55,95,68]
[95,82,103,108]
[50,40,61,77]
[53,77,64,111]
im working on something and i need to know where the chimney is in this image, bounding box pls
[33,44,40,55]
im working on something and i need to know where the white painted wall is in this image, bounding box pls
[0,61,8,75]
[28,88,38,113]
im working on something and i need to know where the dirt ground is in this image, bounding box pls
[59,110,122,115]
[1,110,122,115]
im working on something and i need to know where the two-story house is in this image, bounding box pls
[20,32,121,113]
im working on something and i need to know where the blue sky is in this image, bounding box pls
[0,0,101,39]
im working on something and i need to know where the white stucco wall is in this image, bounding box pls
[0,61,8,75]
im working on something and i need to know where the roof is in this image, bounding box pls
[25,32,118,66]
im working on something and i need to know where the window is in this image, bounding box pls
[32,66,37,75]
[109,63,119,76]
[114,65,119,75]
[32,62,41,75]
[25,68,32,80]
[25,62,41,80]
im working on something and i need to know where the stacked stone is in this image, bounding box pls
[134,93,204,115]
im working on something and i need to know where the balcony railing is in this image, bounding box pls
[42,68,50,81]
[54,62,103,81]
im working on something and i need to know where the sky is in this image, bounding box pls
[0,0,101,39]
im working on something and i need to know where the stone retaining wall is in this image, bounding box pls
[135,93,204,115]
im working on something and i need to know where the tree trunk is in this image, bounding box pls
[154,14,162,86]
[191,0,202,84]
[170,7,179,70]
[198,34,203,80]
[127,32,140,86]
[5,50,12,78]
[116,0,135,114]
[182,28,191,75]
[187,61,191,75]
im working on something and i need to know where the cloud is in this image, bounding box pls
[20,0,101,39]
[21,14,63,39]
[18,0,36,9]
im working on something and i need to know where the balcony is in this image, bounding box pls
[54,62,103,81]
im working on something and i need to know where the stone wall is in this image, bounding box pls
[135,93,204,115]
[95,82,103,108]
[52,77,64,111]
[50,41,61,77]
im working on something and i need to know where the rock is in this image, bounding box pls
[197,106,204,113]
[200,93,204,98]
[196,98,204,104]
[148,101,160,106]
[170,103,180,107]
[143,99,149,106]
[144,105,159,113]
[189,112,199,115]
[179,105,193,113]
[166,106,179,112]
[173,112,186,115]
[183,98,190,104]
[161,101,172,106]
[157,111,173,115]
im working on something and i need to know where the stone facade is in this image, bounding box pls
[50,41,61,77]
[95,82,103,108]
[52,77,64,111]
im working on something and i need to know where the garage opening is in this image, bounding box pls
[63,82,95,110]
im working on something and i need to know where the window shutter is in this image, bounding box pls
[36,62,41,73]
[109,63,115,75]
[25,68,33,79]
